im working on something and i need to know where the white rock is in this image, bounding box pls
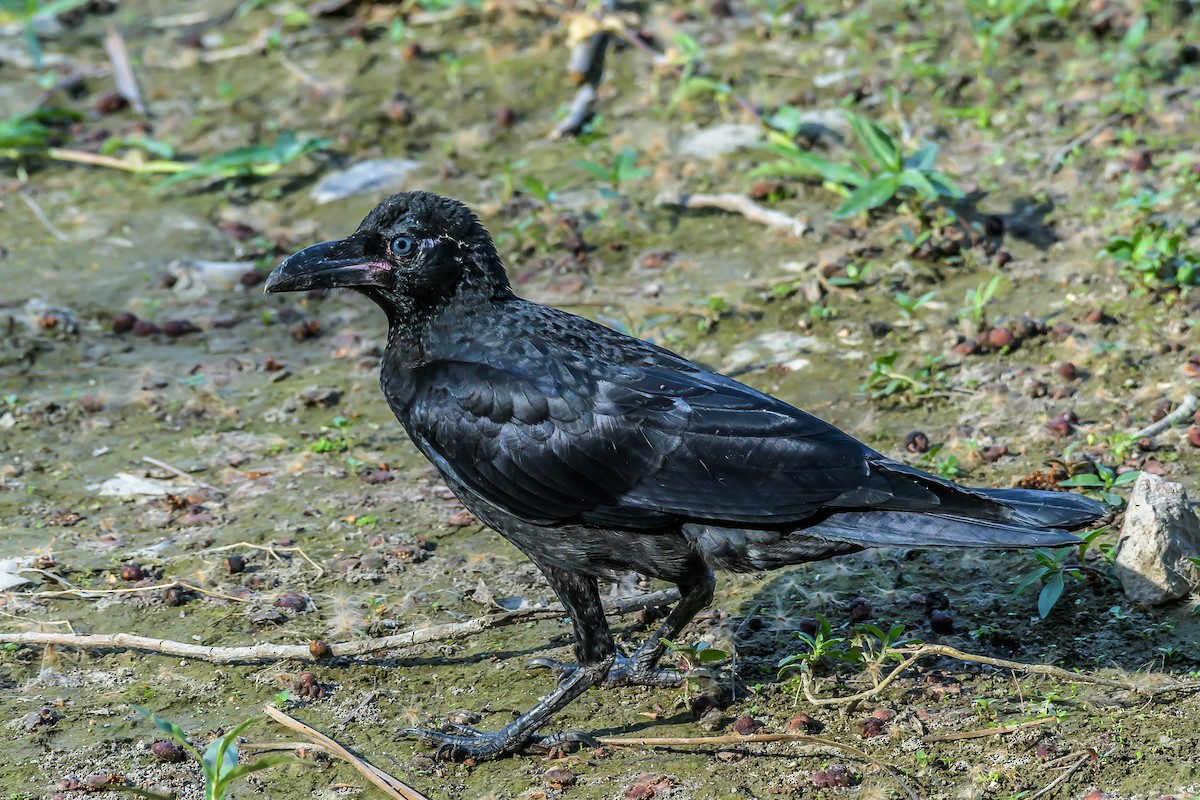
[309,159,421,205]
[1114,473,1200,604]
[678,124,762,160]
[89,472,175,498]
[0,557,33,591]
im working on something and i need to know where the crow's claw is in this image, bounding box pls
[527,653,683,688]
[397,724,597,761]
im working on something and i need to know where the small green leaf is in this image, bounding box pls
[1059,474,1104,487]
[849,115,900,171]
[1014,566,1050,596]
[1037,571,1066,618]
[1112,470,1141,486]
[834,175,901,218]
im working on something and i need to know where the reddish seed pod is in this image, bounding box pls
[309,640,333,659]
[987,326,1015,350]
[494,106,517,127]
[731,716,763,736]
[848,597,872,622]
[905,431,930,453]
[1056,362,1077,380]
[151,740,186,762]
[690,694,719,719]
[787,712,822,733]
[132,320,160,337]
[1186,427,1200,448]
[225,553,246,574]
[930,610,955,635]
[119,563,143,582]
[112,311,137,333]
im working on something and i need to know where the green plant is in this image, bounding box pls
[861,351,951,402]
[309,415,352,455]
[662,638,727,702]
[1103,222,1199,294]
[1014,526,1109,617]
[666,33,732,114]
[572,146,652,197]
[957,274,1004,328]
[918,444,961,479]
[892,289,936,320]
[827,261,874,288]
[0,0,92,71]
[153,131,331,192]
[754,113,963,218]
[1058,464,1139,507]
[119,707,295,800]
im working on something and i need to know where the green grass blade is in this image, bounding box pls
[834,175,900,218]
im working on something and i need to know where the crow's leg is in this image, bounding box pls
[399,565,614,761]
[529,568,716,688]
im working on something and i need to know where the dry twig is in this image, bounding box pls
[656,192,810,237]
[800,643,1200,710]
[597,733,916,800]
[921,715,1057,743]
[1129,393,1198,440]
[265,705,430,800]
[142,455,225,495]
[0,589,680,663]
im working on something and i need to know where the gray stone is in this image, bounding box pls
[678,124,762,160]
[1114,473,1200,604]
[309,159,421,205]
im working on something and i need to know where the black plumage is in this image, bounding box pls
[265,191,1105,760]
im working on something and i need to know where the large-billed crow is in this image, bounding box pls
[265,191,1104,760]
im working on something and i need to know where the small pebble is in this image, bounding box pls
[1056,362,1078,380]
[225,553,246,574]
[119,563,144,582]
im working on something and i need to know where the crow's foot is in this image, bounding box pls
[398,723,597,761]
[527,653,683,688]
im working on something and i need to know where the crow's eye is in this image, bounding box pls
[391,236,416,257]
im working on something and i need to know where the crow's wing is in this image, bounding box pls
[404,346,972,530]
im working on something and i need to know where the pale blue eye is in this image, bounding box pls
[392,236,416,256]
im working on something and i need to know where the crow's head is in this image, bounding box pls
[265,192,510,319]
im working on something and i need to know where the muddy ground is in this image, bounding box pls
[2,1,1199,798]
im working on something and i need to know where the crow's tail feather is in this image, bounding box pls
[804,509,1083,550]
[974,487,1107,530]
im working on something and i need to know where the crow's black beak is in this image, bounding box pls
[264,232,389,294]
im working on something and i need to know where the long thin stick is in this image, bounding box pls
[921,715,1057,743]
[142,455,224,494]
[1028,751,1094,800]
[264,705,430,800]
[0,589,680,663]
[800,643,1200,709]
[1129,394,1198,439]
[656,192,810,237]
[596,733,916,800]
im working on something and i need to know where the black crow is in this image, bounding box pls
[265,191,1105,760]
